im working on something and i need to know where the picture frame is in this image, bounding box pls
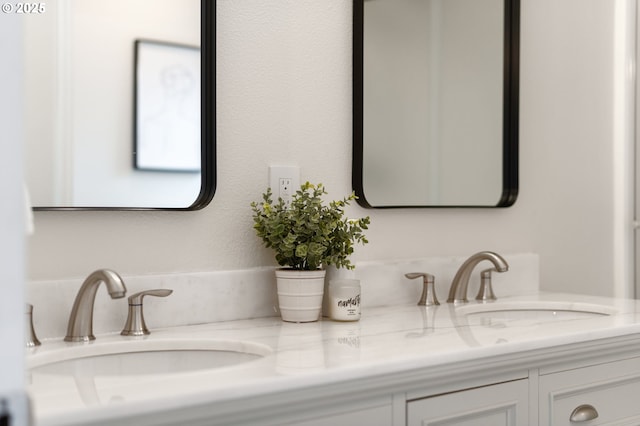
[133,39,201,172]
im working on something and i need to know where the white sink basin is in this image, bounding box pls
[29,339,272,377]
[455,301,618,324]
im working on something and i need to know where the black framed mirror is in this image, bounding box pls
[353,0,519,208]
[26,0,215,210]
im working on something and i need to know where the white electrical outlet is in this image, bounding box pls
[269,165,300,208]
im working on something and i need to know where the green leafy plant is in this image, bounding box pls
[251,182,370,270]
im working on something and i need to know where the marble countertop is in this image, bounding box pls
[27,292,640,426]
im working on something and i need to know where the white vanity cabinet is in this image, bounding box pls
[539,356,640,426]
[273,395,393,426]
[280,403,393,426]
[407,379,529,426]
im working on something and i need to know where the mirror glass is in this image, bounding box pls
[353,0,519,208]
[24,0,215,210]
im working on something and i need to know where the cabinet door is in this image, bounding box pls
[407,379,528,426]
[539,356,640,426]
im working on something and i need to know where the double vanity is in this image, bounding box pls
[25,254,640,425]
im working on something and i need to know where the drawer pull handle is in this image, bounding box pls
[570,404,599,422]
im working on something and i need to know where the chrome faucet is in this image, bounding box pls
[64,269,127,342]
[447,252,508,304]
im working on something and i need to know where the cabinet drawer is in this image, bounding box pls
[407,380,529,426]
[539,356,640,425]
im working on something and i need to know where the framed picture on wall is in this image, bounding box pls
[133,39,201,172]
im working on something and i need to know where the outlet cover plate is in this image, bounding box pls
[269,165,300,206]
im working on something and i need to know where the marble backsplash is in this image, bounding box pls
[27,253,539,341]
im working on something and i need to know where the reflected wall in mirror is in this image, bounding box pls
[353,0,519,208]
[25,0,215,210]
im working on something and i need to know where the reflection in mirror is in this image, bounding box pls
[134,40,201,173]
[353,0,519,208]
[24,0,215,210]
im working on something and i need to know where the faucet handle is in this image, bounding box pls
[475,268,497,302]
[127,289,172,305]
[121,289,173,336]
[405,273,440,306]
[25,303,41,347]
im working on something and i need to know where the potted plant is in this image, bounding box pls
[251,182,370,322]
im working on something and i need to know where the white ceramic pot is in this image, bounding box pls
[275,269,326,323]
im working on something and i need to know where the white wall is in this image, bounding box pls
[0,10,29,426]
[24,0,632,302]
[522,0,634,297]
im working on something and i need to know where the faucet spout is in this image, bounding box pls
[64,269,127,342]
[447,251,508,304]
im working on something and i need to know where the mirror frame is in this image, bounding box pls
[352,0,519,208]
[34,0,216,211]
